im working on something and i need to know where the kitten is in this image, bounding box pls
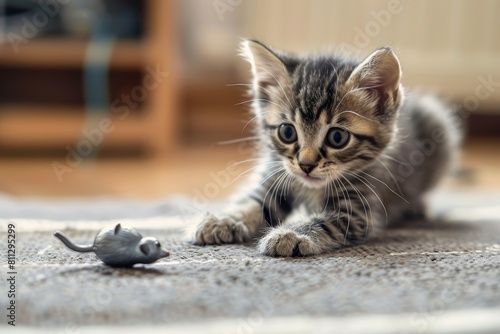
[193,40,461,257]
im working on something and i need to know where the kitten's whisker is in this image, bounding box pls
[327,172,342,222]
[254,83,289,108]
[279,173,289,202]
[340,173,370,220]
[255,65,293,107]
[324,180,333,215]
[261,168,287,226]
[261,167,288,226]
[273,172,288,215]
[344,171,388,225]
[327,60,339,81]
[375,157,404,196]
[336,110,380,124]
[227,82,289,109]
[260,166,286,185]
[279,174,286,203]
[258,88,290,108]
[346,171,376,188]
[287,174,293,198]
[226,83,252,87]
[216,137,259,145]
[357,169,409,204]
[379,153,408,165]
[242,114,263,132]
[225,158,267,169]
[217,159,268,184]
[338,173,373,238]
[235,99,288,113]
[241,110,278,133]
[332,180,340,219]
[321,180,329,214]
[261,179,279,227]
[230,161,282,186]
[271,172,284,211]
[280,173,292,202]
[334,172,353,245]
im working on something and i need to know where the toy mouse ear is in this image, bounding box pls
[114,224,122,235]
[140,243,150,255]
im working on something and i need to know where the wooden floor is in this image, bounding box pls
[0,137,498,200]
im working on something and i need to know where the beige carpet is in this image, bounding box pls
[1,190,500,333]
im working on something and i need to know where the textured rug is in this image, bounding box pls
[1,189,500,333]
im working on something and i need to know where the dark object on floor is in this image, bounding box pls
[53,223,170,267]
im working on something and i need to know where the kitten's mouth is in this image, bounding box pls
[295,173,324,184]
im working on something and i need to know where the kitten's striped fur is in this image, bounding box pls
[193,40,461,257]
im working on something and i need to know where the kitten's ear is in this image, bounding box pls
[347,48,402,114]
[240,39,290,98]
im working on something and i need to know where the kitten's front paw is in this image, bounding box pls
[194,212,250,245]
[257,228,321,257]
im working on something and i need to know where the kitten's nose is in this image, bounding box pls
[299,163,317,175]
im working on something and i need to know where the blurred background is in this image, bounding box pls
[0,0,499,200]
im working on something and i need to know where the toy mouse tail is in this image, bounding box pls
[53,231,94,252]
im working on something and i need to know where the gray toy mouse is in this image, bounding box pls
[53,223,170,267]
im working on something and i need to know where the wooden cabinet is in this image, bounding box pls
[0,0,179,157]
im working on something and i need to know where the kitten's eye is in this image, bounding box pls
[326,128,350,149]
[155,241,160,248]
[278,124,297,143]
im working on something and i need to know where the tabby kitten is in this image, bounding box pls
[193,40,461,257]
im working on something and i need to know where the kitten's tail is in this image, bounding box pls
[54,231,94,252]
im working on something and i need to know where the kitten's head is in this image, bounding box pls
[241,40,404,188]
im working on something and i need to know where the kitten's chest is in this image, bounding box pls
[292,187,328,213]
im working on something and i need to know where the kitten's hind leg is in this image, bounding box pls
[402,204,428,221]
[394,199,428,224]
